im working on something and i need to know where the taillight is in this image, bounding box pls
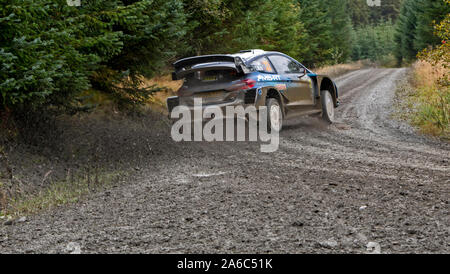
[228,79,256,92]
[241,79,256,90]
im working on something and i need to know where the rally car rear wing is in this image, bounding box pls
[172,54,250,80]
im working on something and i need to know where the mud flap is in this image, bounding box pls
[166,96,180,117]
[333,82,340,107]
[254,87,286,117]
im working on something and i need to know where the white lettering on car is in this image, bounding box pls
[257,74,281,81]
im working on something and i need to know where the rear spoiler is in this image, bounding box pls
[172,54,250,80]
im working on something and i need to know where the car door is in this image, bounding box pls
[268,55,314,106]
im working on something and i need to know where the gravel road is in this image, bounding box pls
[1,68,449,254]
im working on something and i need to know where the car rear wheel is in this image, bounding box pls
[266,98,283,132]
[321,90,335,124]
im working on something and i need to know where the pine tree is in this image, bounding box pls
[298,0,333,67]
[414,0,450,52]
[394,0,450,64]
[348,0,371,26]
[394,0,420,63]
[230,0,307,61]
[348,0,402,26]
[325,0,353,63]
[0,0,187,111]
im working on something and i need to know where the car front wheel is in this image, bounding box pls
[266,98,283,132]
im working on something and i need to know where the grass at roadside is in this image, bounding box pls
[0,170,127,219]
[142,75,182,111]
[411,61,449,138]
[314,61,369,78]
[0,105,167,220]
[395,61,449,140]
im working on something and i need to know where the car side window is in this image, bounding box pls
[250,57,275,73]
[288,61,303,73]
[268,55,302,74]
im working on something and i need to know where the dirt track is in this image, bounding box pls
[1,68,449,253]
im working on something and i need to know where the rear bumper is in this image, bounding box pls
[167,95,247,120]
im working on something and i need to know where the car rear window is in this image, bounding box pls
[184,69,240,84]
[250,57,275,73]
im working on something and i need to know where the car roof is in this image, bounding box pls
[174,50,290,66]
[233,50,312,74]
[231,49,268,61]
[173,50,312,74]
[231,49,295,62]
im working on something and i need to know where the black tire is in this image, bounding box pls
[321,90,335,124]
[266,98,283,132]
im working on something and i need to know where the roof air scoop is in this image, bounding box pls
[239,49,265,54]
